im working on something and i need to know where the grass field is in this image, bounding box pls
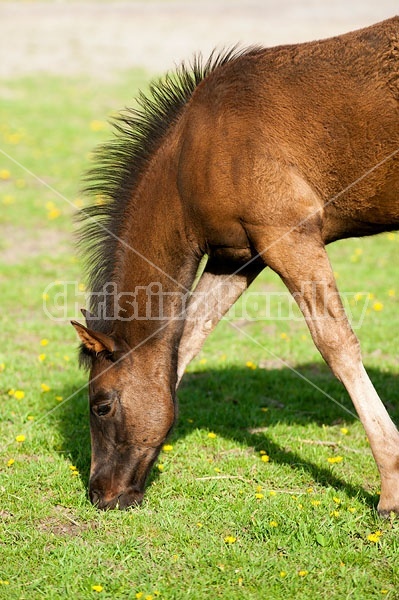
[1,69,399,599]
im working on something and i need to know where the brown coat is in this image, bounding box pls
[73,18,399,513]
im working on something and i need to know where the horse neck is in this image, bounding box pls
[112,158,198,354]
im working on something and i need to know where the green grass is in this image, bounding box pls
[1,71,399,599]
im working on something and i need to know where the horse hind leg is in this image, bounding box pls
[248,226,399,515]
[177,258,261,387]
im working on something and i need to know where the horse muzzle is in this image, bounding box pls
[89,485,144,510]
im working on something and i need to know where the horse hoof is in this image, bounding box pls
[377,504,399,518]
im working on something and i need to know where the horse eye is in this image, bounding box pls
[96,403,112,417]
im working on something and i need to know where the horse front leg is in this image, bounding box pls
[251,228,399,515]
[177,260,261,387]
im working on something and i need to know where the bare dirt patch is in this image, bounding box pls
[38,504,96,537]
[0,225,70,265]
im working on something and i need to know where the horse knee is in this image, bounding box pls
[316,328,361,379]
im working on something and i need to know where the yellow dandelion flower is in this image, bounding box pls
[40,339,49,346]
[7,132,23,144]
[388,289,395,297]
[15,435,25,443]
[261,454,270,462]
[196,522,203,528]
[311,500,321,507]
[0,580,10,585]
[373,301,384,312]
[92,585,103,592]
[38,354,46,362]
[42,292,49,301]
[327,456,343,464]
[135,593,143,599]
[162,444,173,452]
[280,571,287,578]
[208,432,217,439]
[245,361,257,369]
[90,120,107,132]
[333,497,341,504]
[27,416,34,421]
[0,363,4,372]
[367,531,382,543]
[69,465,78,471]
[8,389,15,396]
[47,208,61,220]
[255,493,264,499]
[298,570,308,577]
[381,590,388,595]
[63,355,70,362]
[0,169,10,179]
[307,487,314,494]
[330,510,340,518]
[157,464,164,472]
[269,490,277,497]
[270,520,278,527]
[145,595,154,600]
[78,283,86,292]
[55,396,63,402]
[347,507,356,513]
[14,390,25,400]
[224,535,237,544]
[94,194,106,205]
[220,354,227,361]
[214,467,221,473]
[7,458,14,467]
[260,407,268,412]
[41,383,50,392]
[199,358,207,365]
[280,332,288,340]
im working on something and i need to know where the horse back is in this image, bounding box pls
[176,17,399,249]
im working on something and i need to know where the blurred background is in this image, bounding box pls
[1,0,398,78]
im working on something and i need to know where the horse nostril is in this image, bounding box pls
[90,489,101,506]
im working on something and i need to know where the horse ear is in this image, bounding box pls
[81,307,95,327]
[71,320,117,355]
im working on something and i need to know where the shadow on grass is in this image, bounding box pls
[56,362,399,508]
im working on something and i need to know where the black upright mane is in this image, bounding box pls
[76,47,257,366]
